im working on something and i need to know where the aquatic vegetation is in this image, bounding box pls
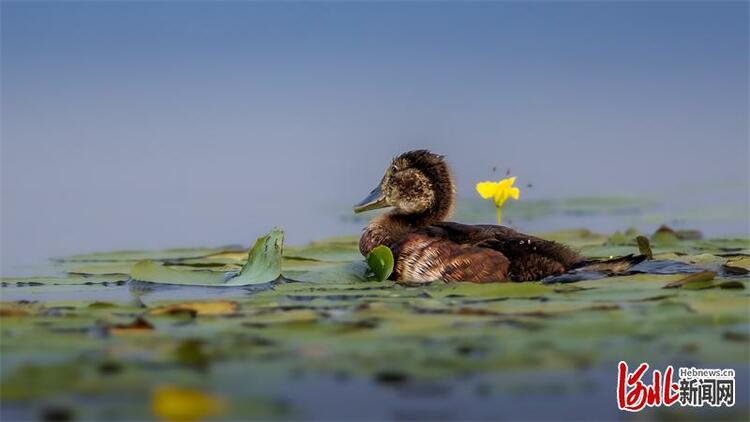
[365,245,394,282]
[1,225,748,420]
[129,228,284,286]
[476,177,521,224]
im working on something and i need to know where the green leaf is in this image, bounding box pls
[428,282,551,299]
[651,225,681,246]
[663,271,716,289]
[4,223,750,419]
[129,260,227,286]
[723,257,750,274]
[366,246,394,281]
[1,274,129,286]
[682,280,716,290]
[636,236,653,259]
[283,261,368,283]
[129,228,283,286]
[61,261,138,276]
[229,227,284,285]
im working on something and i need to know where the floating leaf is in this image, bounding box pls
[429,282,551,299]
[682,280,716,290]
[148,301,240,316]
[0,305,32,317]
[228,228,283,285]
[366,246,394,281]
[606,231,633,246]
[1,274,130,286]
[130,229,283,286]
[717,280,745,290]
[245,309,320,325]
[723,257,750,275]
[129,260,227,286]
[175,250,249,266]
[725,257,750,270]
[664,271,716,289]
[110,317,154,334]
[283,261,368,283]
[62,261,137,276]
[3,225,750,420]
[88,301,117,309]
[651,225,680,246]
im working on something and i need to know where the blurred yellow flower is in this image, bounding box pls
[476,176,520,225]
[152,385,225,422]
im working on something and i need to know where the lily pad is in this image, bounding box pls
[129,260,228,286]
[664,271,717,289]
[147,301,240,316]
[2,225,749,421]
[130,229,283,286]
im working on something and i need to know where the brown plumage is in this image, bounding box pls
[353,150,584,283]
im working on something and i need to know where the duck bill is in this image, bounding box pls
[353,185,389,213]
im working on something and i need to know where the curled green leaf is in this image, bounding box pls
[366,245,394,282]
[229,227,284,285]
[636,236,653,260]
[130,228,284,286]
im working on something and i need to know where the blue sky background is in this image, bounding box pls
[2,1,748,274]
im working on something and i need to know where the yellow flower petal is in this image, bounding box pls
[476,182,499,200]
[496,176,516,189]
[152,386,225,422]
[477,176,521,209]
[493,190,508,207]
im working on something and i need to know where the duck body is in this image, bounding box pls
[361,220,580,283]
[354,150,583,283]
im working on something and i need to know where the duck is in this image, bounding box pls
[353,150,636,283]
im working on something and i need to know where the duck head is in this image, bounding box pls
[353,150,455,222]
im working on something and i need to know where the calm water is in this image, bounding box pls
[1,360,747,420]
[2,1,748,276]
[1,187,747,277]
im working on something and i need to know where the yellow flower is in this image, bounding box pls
[152,386,225,422]
[476,176,520,224]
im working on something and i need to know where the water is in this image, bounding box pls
[2,365,747,420]
[2,1,748,276]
